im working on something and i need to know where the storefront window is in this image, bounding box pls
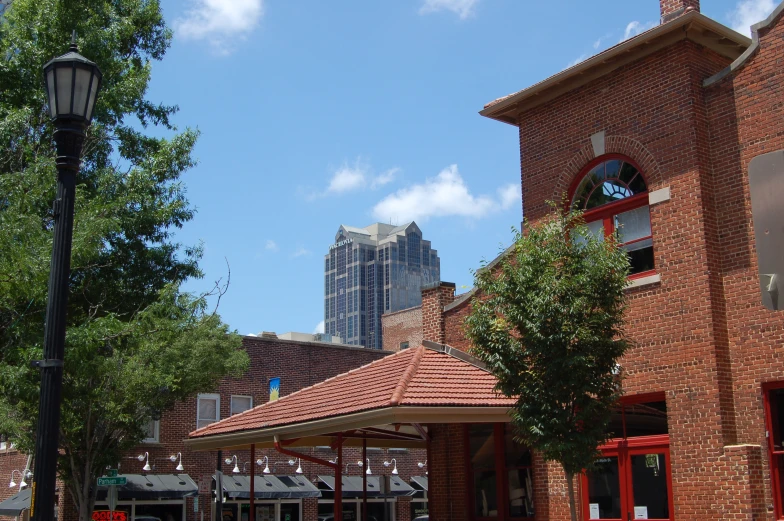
[470,424,498,518]
[587,456,621,519]
[583,393,672,521]
[505,427,534,518]
[468,424,534,520]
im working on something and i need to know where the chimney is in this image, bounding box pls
[421,281,456,344]
[661,0,699,23]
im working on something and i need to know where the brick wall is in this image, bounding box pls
[428,26,784,520]
[380,306,422,351]
[660,0,699,20]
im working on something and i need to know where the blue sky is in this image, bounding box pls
[150,0,777,337]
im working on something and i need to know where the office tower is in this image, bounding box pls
[324,222,440,349]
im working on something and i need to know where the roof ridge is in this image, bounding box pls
[389,346,424,406]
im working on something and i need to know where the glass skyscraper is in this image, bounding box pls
[324,222,440,349]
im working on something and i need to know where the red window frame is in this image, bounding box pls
[567,154,655,280]
[465,424,534,521]
[764,381,784,519]
[582,392,674,521]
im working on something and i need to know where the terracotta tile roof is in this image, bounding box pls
[190,344,514,438]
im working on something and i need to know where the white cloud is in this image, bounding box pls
[498,183,522,210]
[320,159,399,197]
[292,247,311,258]
[622,20,656,41]
[729,0,776,36]
[371,165,518,223]
[174,0,264,53]
[265,240,279,252]
[419,0,480,19]
[313,320,325,334]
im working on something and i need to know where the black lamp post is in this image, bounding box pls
[31,35,101,521]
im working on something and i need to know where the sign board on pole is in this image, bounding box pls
[97,477,127,486]
[107,486,118,511]
[749,150,784,310]
[199,475,212,495]
[107,470,118,478]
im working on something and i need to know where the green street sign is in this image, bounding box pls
[98,477,127,486]
[107,469,118,478]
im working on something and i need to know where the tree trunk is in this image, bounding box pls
[565,471,578,521]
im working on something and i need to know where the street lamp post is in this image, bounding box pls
[31,34,102,521]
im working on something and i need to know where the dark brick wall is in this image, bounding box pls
[381,306,422,352]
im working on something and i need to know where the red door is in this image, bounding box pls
[583,436,673,521]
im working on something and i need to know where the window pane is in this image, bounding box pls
[504,427,532,467]
[231,396,252,416]
[508,469,534,518]
[474,470,498,518]
[199,397,217,421]
[627,242,655,275]
[615,206,651,244]
[624,401,668,437]
[630,453,669,520]
[587,456,621,519]
[469,424,496,469]
[771,388,784,449]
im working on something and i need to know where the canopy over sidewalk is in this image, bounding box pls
[185,342,515,452]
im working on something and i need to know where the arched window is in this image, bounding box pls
[570,156,654,277]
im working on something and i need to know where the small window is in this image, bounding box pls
[388,448,408,453]
[197,393,220,429]
[230,395,252,416]
[400,342,409,350]
[142,419,159,443]
[571,157,654,277]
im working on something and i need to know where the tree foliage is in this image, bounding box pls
[0,1,249,519]
[466,205,631,521]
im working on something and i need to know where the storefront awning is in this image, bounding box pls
[317,476,416,498]
[217,475,321,499]
[96,474,198,500]
[410,476,428,491]
[0,488,31,516]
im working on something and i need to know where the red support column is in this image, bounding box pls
[335,434,343,521]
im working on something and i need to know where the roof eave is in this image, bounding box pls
[480,11,750,126]
[184,405,512,452]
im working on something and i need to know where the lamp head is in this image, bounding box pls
[43,32,102,126]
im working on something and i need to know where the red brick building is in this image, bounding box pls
[380,0,784,519]
[0,335,428,521]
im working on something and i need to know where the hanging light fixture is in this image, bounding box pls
[169,453,184,472]
[365,458,372,475]
[9,470,22,489]
[256,456,271,475]
[137,452,151,472]
[383,458,398,475]
[418,460,428,475]
[225,455,240,474]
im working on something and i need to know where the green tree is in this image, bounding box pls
[466,206,631,521]
[0,1,249,520]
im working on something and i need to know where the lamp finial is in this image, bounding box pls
[70,30,78,52]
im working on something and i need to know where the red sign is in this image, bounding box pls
[93,511,127,521]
